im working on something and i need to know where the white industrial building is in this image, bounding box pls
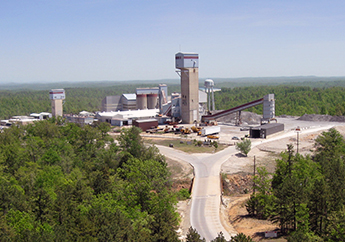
[30,112,52,120]
[64,111,96,126]
[95,109,159,126]
[1,112,53,126]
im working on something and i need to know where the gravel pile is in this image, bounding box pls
[216,111,261,125]
[298,114,345,122]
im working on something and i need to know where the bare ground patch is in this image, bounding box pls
[226,194,285,242]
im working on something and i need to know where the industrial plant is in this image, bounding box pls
[92,52,278,137]
[1,52,282,139]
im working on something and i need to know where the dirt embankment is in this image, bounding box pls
[222,174,281,241]
[222,173,253,196]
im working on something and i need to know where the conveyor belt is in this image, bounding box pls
[201,98,264,121]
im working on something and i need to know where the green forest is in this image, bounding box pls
[1,79,345,241]
[247,128,345,241]
[0,121,180,241]
[0,84,181,119]
[0,119,255,241]
[2,80,345,119]
[214,85,345,116]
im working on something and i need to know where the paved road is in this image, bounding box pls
[157,124,335,241]
[158,145,237,241]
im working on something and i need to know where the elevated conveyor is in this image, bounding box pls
[201,94,274,122]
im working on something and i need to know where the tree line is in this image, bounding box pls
[0,84,181,119]
[2,82,345,119]
[246,128,345,241]
[0,121,180,241]
[215,85,345,116]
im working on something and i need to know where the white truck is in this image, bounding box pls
[201,126,221,136]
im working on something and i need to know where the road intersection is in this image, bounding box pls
[158,145,237,241]
[157,123,335,241]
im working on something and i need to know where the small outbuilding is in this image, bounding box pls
[250,123,284,138]
[132,119,158,132]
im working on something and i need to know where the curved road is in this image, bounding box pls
[157,124,334,241]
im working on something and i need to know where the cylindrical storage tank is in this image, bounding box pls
[204,79,214,88]
[147,94,158,109]
[136,94,147,109]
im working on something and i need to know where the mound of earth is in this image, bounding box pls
[298,114,345,122]
[216,111,262,125]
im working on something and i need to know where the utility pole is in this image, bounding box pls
[296,126,301,154]
[253,155,256,194]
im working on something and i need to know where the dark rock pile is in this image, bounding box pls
[216,111,262,125]
[298,114,345,122]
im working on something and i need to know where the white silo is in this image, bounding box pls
[204,79,215,112]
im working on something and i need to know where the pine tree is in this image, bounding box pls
[186,227,205,242]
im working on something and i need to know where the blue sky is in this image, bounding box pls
[1,0,345,83]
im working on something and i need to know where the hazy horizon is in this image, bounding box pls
[2,75,345,84]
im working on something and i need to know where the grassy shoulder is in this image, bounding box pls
[144,137,229,153]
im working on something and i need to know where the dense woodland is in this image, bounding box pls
[0,121,180,241]
[247,128,345,241]
[0,119,254,241]
[1,79,345,241]
[1,80,345,119]
[215,85,345,116]
[0,84,181,119]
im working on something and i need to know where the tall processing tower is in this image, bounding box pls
[175,52,199,124]
[49,89,65,117]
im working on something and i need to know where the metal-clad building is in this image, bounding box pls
[175,52,199,69]
[121,94,137,110]
[30,112,52,120]
[96,109,159,126]
[132,119,158,131]
[102,95,122,112]
[263,94,275,120]
[159,84,168,113]
[49,89,65,100]
[250,123,284,138]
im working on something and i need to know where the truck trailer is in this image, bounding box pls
[201,126,221,136]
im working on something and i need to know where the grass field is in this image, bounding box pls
[145,138,229,153]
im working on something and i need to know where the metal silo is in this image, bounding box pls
[147,93,158,109]
[136,94,147,109]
